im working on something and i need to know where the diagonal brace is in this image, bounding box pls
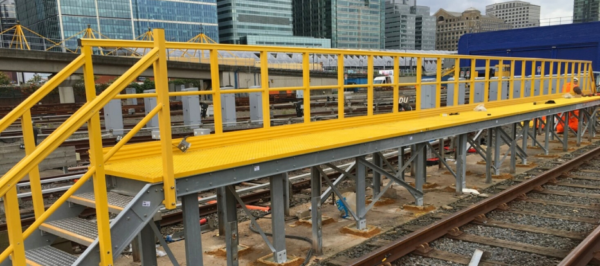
[315,166,360,222]
[357,157,423,199]
[149,222,179,266]
[226,186,276,252]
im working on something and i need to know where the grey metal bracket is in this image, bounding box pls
[425,142,457,180]
[466,135,499,172]
[356,157,423,204]
[320,162,356,204]
[315,166,360,221]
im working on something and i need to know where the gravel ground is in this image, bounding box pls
[431,238,561,266]
[561,178,600,187]
[487,210,595,233]
[527,192,600,205]
[570,171,600,177]
[509,201,600,219]
[392,255,462,266]
[461,224,578,250]
[544,184,600,194]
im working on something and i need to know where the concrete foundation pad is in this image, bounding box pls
[366,197,395,207]
[340,224,381,238]
[553,147,576,151]
[535,154,560,158]
[527,145,543,150]
[206,244,252,257]
[256,254,304,266]
[402,204,436,214]
[408,182,438,189]
[295,215,335,227]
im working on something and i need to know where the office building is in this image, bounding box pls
[15,0,218,50]
[435,8,512,51]
[385,0,435,50]
[292,0,384,49]
[0,0,17,48]
[486,1,540,28]
[241,35,331,48]
[574,0,600,23]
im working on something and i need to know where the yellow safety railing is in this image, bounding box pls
[0,29,595,266]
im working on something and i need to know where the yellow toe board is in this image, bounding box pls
[104,97,600,182]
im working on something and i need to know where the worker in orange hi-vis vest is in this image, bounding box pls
[557,78,582,134]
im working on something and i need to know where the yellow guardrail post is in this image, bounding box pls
[496,60,502,101]
[520,61,526,98]
[153,29,177,210]
[367,55,374,115]
[393,56,400,113]
[453,58,459,106]
[82,44,114,266]
[530,61,536,97]
[556,62,562,94]
[548,61,554,95]
[435,57,442,108]
[337,54,345,119]
[303,52,311,123]
[540,61,546,95]
[21,110,44,218]
[416,57,423,110]
[4,186,25,265]
[469,59,476,104]
[260,51,271,128]
[509,60,515,99]
[483,59,490,102]
[210,49,223,134]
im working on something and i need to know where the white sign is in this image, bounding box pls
[142,201,151,207]
[254,166,260,171]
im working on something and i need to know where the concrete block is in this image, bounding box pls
[193,128,211,136]
[58,87,75,103]
[125,87,137,105]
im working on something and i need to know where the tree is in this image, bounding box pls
[0,72,11,85]
[27,74,43,85]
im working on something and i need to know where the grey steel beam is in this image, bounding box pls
[174,101,600,198]
[577,109,584,147]
[356,156,367,230]
[398,147,405,181]
[139,223,157,266]
[510,123,517,174]
[282,172,290,216]
[373,152,382,196]
[563,112,569,152]
[270,174,288,263]
[521,120,529,165]
[216,187,226,237]
[486,129,492,183]
[456,134,467,193]
[311,166,323,255]
[414,143,426,204]
[149,222,179,266]
[493,127,502,176]
[182,193,204,266]
[545,115,551,155]
[320,163,356,204]
[224,185,239,266]
[357,157,423,204]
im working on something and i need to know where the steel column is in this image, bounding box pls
[310,166,323,255]
[522,120,529,165]
[563,113,569,152]
[216,187,226,236]
[414,143,425,205]
[373,152,382,196]
[224,185,239,266]
[356,156,367,230]
[493,127,502,175]
[182,193,203,266]
[577,110,584,147]
[398,147,405,181]
[282,172,290,216]
[545,116,551,155]
[486,129,493,183]
[270,174,287,263]
[456,134,467,193]
[510,124,517,174]
[139,223,157,266]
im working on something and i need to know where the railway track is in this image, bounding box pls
[343,144,600,266]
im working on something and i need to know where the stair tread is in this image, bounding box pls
[41,217,97,245]
[70,191,133,210]
[26,246,77,266]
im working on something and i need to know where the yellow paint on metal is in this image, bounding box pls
[521,61,527,98]
[435,57,442,108]
[260,51,271,128]
[21,110,44,218]
[484,59,490,102]
[393,56,400,113]
[453,58,460,106]
[469,59,476,104]
[338,54,345,118]
[210,49,223,135]
[4,187,25,265]
[303,52,311,124]
[508,60,515,99]
[416,57,423,111]
[153,29,177,210]
[367,55,374,115]
[103,96,600,181]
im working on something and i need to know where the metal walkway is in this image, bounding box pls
[0,29,598,266]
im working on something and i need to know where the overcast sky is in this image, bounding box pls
[417,0,573,19]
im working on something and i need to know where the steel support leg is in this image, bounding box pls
[414,143,425,206]
[456,134,467,193]
[563,113,569,152]
[545,115,551,155]
[139,223,157,266]
[270,174,287,263]
[522,120,529,165]
[282,172,290,216]
[410,144,416,177]
[550,115,555,141]
[216,187,226,236]
[421,144,428,183]
[310,167,323,255]
[438,138,445,169]
[398,147,405,181]
[224,185,239,266]
[532,118,538,146]
[493,127,502,175]
[486,129,492,183]
[373,152,382,196]
[510,124,517,174]
[356,156,367,230]
[577,110,584,147]
[182,194,204,266]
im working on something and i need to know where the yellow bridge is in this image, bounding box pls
[0,29,599,266]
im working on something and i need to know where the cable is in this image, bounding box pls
[249,211,314,266]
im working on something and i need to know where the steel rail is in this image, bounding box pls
[348,145,600,266]
[559,209,600,265]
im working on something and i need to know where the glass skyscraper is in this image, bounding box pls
[217,0,293,44]
[384,0,435,50]
[292,0,384,49]
[573,0,600,23]
[15,0,218,50]
[0,0,17,48]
